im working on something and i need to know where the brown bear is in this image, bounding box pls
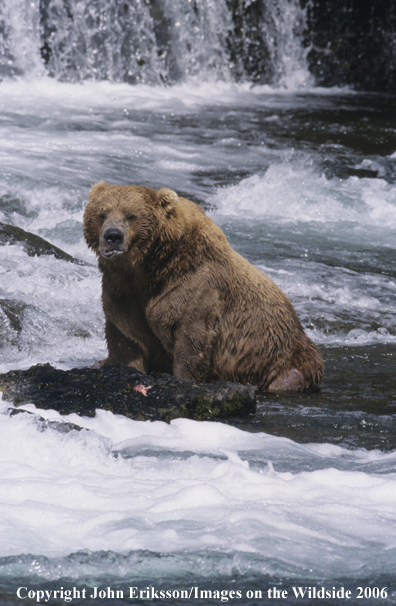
[83,182,323,392]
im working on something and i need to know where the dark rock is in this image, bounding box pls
[302,0,396,92]
[8,407,84,433]
[0,222,84,264]
[0,364,257,423]
[0,299,27,334]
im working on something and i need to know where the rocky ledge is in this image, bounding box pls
[0,364,256,422]
[0,222,84,264]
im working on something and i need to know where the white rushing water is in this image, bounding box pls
[0,0,310,87]
[1,398,396,580]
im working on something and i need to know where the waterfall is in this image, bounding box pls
[39,0,162,83]
[158,0,233,83]
[265,0,311,87]
[0,0,310,85]
[0,0,45,78]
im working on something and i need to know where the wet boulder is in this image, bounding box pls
[0,364,257,423]
[0,222,84,264]
[0,298,27,335]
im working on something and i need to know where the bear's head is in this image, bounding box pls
[83,181,179,262]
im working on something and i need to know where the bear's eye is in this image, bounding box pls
[125,214,136,222]
[98,212,107,221]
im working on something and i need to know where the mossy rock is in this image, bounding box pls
[0,364,256,423]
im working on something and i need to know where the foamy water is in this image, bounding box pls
[209,162,396,232]
[1,399,396,581]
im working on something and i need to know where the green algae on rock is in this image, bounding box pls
[0,364,256,423]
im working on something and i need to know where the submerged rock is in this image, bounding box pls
[0,298,27,334]
[0,364,256,422]
[0,222,84,264]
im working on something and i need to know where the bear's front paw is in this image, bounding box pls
[91,358,109,369]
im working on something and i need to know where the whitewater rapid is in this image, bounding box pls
[1,398,396,581]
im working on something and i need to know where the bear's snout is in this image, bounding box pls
[104,227,124,248]
[100,224,127,258]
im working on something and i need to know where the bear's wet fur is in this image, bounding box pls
[83,182,323,392]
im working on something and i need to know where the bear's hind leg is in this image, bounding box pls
[267,368,305,392]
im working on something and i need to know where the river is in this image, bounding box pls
[0,1,396,605]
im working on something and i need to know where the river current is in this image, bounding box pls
[0,75,396,605]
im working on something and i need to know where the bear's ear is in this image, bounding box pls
[157,187,178,209]
[89,181,107,200]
